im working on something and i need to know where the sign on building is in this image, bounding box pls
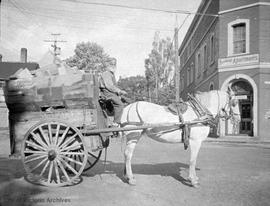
[218,54,259,68]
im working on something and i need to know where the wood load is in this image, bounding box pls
[4,62,98,112]
[3,60,101,156]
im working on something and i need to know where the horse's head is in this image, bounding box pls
[225,87,241,122]
[216,87,241,122]
[196,90,241,121]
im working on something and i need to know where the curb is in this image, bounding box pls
[205,137,270,147]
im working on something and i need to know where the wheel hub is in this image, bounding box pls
[48,150,57,161]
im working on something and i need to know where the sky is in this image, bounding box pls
[0,0,201,78]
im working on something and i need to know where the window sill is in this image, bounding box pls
[227,52,250,57]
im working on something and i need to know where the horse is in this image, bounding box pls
[119,90,240,187]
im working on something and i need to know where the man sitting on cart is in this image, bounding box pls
[99,58,127,127]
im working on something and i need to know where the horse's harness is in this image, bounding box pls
[176,91,237,150]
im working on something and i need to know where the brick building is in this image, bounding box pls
[178,0,270,140]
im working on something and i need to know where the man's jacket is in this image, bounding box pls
[99,71,122,94]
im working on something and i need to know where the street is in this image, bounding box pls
[0,129,269,206]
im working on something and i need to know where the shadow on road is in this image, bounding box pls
[84,161,200,187]
[0,157,45,206]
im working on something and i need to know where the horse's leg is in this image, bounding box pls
[188,138,202,188]
[123,131,142,185]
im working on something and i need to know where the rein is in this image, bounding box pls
[187,91,237,126]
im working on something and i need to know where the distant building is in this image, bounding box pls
[178,0,270,141]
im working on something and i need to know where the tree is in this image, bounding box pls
[118,75,148,102]
[144,32,176,104]
[65,42,114,73]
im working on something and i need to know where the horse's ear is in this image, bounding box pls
[227,83,234,96]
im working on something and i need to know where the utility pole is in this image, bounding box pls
[44,33,67,57]
[174,28,180,102]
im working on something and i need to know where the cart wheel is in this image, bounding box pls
[84,150,102,172]
[67,144,102,172]
[21,120,88,187]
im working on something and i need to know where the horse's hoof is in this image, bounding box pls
[187,177,200,188]
[191,182,200,188]
[123,175,136,186]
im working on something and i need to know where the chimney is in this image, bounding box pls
[20,48,27,63]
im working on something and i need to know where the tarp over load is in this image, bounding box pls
[4,54,98,113]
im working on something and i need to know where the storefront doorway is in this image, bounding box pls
[226,80,253,136]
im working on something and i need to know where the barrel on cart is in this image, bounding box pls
[4,64,110,186]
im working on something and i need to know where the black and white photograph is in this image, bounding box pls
[0,0,270,205]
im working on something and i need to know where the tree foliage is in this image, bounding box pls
[65,42,114,73]
[118,75,148,102]
[144,32,176,104]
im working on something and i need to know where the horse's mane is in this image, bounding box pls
[193,90,228,115]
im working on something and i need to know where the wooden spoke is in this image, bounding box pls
[82,150,102,172]
[25,153,40,160]
[60,142,82,152]
[54,124,61,145]
[25,154,47,164]
[29,157,48,172]
[38,126,50,146]
[25,140,47,152]
[48,123,53,145]
[57,127,70,147]
[40,160,50,176]
[47,161,54,183]
[56,159,71,182]
[87,159,93,166]
[30,132,48,148]
[60,155,83,166]
[54,160,61,184]
[60,152,85,156]
[58,157,78,175]
[57,127,69,147]
[59,134,76,150]
[24,150,47,155]
[88,152,99,159]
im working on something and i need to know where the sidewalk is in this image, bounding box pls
[206,135,270,148]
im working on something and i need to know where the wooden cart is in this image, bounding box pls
[4,70,200,187]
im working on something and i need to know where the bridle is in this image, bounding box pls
[216,91,240,120]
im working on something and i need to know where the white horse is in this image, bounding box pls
[120,90,240,187]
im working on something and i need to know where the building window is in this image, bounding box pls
[180,74,184,91]
[228,19,250,56]
[187,67,190,85]
[203,44,207,71]
[196,52,201,78]
[190,62,194,83]
[209,82,214,91]
[210,34,215,63]
[233,23,246,54]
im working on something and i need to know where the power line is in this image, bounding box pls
[62,0,222,17]
[4,3,175,32]
[8,0,51,35]
[61,0,190,14]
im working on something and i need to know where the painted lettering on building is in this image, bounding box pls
[218,54,259,68]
